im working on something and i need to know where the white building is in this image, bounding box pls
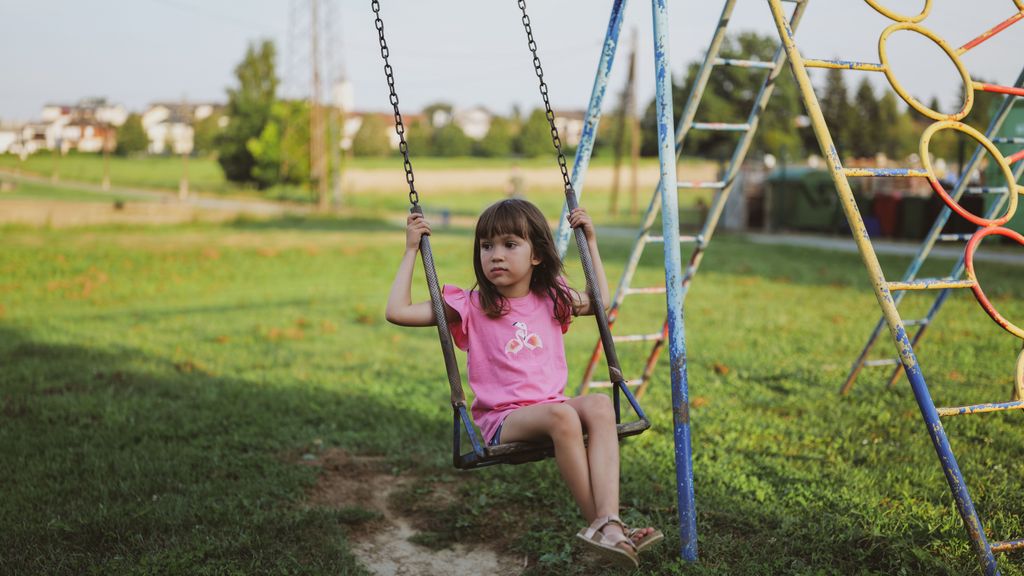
[453,106,492,141]
[142,102,221,154]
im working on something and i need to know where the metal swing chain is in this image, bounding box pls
[517,0,574,196]
[371,0,418,207]
[517,0,631,394]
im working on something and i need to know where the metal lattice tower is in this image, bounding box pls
[766,1,1024,574]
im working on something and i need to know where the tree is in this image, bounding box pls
[875,91,916,159]
[247,100,312,189]
[849,79,878,158]
[820,67,855,155]
[193,112,224,156]
[114,113,148,156]
[477,116,515,157]
[352,114,391,157]
[517,108,554,157]
[216,40,279,186]
[432,123,472,157]
[639,32,806,159]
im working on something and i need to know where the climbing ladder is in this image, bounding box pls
[577,0,811,396]
[767,1,1024,574]
[842,68,1024,396]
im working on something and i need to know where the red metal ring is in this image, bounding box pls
[965,226,1024,339]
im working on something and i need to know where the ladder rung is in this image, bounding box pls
[803,58,886,72]
[613,333,665,343]
[903,318,930,327]
[938,233,973,242]
[887,278,976,291]
[991,538,1024,553]
[691,122,751,132]
[965,186,1010,195]
[864,358,900,367]
[937,400,1024,417]
[678,180,725,189]
[644,234,701,244]
[842,167,929,178]
[993,137,1024,144]
[625,286,667,296]
[713,57,775,70]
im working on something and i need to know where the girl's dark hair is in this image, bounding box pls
[472,199,576,325]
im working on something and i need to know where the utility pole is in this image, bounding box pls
[609,28,639,216]
[101,122,112,191]
[310,0,328,211]
[627,29,640,216]
[179,96,190,200]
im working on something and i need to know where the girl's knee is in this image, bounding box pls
[580,393,615,421]
[548,404,583,439]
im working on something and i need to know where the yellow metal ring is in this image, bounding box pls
[920,120,1019,226]
[879,22,974,121]
[1016,0,1024,12]
[1016,346,1024,400]
[864,0,933,23]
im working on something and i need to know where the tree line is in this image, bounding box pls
[115,34,997,190]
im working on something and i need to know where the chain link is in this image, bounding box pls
[372,0,418,207]
[517,0,574,195]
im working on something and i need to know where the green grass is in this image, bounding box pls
[0,153,713,226]
[0,180,138,203]
[2,215,1024,575]
[0,152,232,194]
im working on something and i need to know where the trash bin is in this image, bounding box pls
[872,192,902,238]
[900,196,929,239]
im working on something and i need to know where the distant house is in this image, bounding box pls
[24,98,128,154]
[142,102,222,154]
[553,110,585,148]
[453,106,492,140]
[344,111,425,151]
[41,98,127,128]
[0,125,19,154]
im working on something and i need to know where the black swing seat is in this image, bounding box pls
[452,376,652,470]
[456,418,651,470]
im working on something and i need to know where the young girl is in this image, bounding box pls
[385,198,662,568]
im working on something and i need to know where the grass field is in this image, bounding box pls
[0,153,715,228]
[3,214,1024,575]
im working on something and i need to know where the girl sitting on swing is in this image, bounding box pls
[386,198,663,568]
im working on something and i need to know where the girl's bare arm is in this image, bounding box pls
[568,207,611,316]
[385,213,458,327]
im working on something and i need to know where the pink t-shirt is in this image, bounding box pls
[442,283,572,444]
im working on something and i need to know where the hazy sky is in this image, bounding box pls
[2,1,1022,122]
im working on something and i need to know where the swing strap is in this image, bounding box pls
[373,0,466,408]
[517,0,626,387]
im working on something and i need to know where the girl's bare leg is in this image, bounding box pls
[564,394,619,520]
[499,402,596,520]
[565,394,658,544]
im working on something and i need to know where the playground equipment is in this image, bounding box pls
[570,0,810,398]
[765,1,1024,573]
[842,68,1024,395]
[373,0,694,556]
[370,0,667,472]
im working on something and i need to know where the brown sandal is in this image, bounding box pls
[575,515,639,569]
[625,525,664,554]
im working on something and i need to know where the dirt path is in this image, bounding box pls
[303,449,523,576]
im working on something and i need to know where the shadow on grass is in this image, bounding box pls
[0,324,449,576]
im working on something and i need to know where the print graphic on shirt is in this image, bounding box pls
[504,321,543,356]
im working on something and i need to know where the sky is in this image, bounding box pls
[1,0,1022,123]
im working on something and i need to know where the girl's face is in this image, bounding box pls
[478,232,541,297]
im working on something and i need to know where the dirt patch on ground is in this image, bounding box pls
[302,448,524,576]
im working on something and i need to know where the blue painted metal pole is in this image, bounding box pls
[651,0,696,561]
[555,0,628,258]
